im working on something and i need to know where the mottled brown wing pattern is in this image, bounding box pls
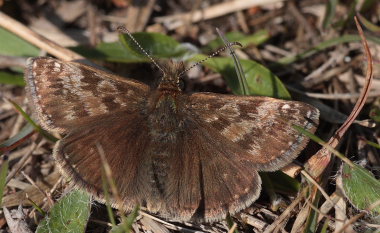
[53,107,262,222]
[174,118,262,222]
[53,111,155,212]
[188,93,319,171]
[26,57,320,223]
[25,57,150,133]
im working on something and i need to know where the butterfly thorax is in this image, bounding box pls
[149,62,185,138]
[147,91,185,141]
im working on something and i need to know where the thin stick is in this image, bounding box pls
[155,0,285,30]
[0,11,84,61]
[5,143,37,184]
[301,170,337,208]
[335,199,380,233]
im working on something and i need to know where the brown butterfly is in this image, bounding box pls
[25,49,318,222]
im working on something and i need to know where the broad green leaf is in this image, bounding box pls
[0,71,25,86]
[342,163,380,215]
[194,55,290,99]
[205,30,270,52]
[36,190,91,233]
[119,32,194,60]
[71,42,145,63]
[73,32,195,63]
[0,28,39,57]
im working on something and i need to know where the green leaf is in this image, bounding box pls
[205,30,270,52]
[0,71,25,86]
[342,163,380,215]
[0,159,9,207]
[119,32,194,60]
[36,190,91,233]
[266,171,300,195]
[73,32,195,63]
[0,27,39,57]
[72,42,145,63]
[194,55,290,99]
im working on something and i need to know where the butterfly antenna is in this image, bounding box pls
[117,26,165,75]
[177,41,242,78]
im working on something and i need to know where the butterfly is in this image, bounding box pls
[25,52,318,222]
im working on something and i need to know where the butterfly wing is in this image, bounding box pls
[161,117,262,222]
[187,93,319,171]
[53,110,159,212]
[53,107,262,222]
[25,57,150,133]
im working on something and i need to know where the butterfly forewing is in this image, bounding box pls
[188,93,319,171]
[25,57,150,133]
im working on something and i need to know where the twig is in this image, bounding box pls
[3,206,33,233]
[21,171,54,206]
[139,211,207,233]
[124,0,156,32]
[155,0,285,30]
[0,55,27,68]
[335,199,380,233]
[263,191,305,233]
[0,11,84,61]
[5,143,37,184]
[300,170,336,207]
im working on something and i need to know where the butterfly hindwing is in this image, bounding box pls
[53,102,262,222]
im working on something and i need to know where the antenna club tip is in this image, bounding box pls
[231,42,243,48]
[117,26,128,33]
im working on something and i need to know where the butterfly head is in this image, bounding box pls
[157,60,185,92]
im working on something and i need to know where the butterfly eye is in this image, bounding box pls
[178,79,186,90]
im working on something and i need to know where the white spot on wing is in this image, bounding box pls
[282,104,290,110]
